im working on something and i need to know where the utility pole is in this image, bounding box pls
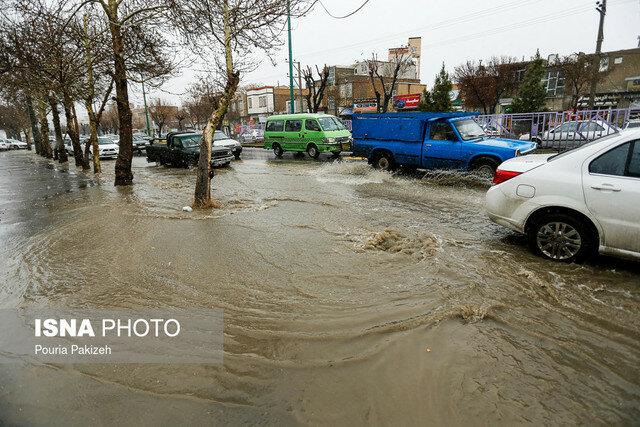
[287,0,295,113]
[296,61,304,112]
[588,0,606,110]
[141,81,151,136]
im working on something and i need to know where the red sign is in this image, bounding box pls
[393,94,421,110]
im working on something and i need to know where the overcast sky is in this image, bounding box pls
[134,0,640,107]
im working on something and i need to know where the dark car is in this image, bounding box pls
[133,133,151,154]
[146,131,233,168]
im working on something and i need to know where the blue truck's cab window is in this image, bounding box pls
[430,122,457,141]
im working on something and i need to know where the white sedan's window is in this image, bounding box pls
[589,142,630,176]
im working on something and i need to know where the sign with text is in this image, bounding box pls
[393,94,422,110]
[0,309,223,364]
[354,98,378,113]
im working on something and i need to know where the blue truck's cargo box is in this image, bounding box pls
[352,112,477,142]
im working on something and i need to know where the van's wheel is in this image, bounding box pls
[373,152,395,171]
[307,144,320,159]
[470,157,499,178]
[273,143,283,157]
[528,213,595,263]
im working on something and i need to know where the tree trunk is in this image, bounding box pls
[193,72,239,208]
[38,99,52,158]
[193,2,239,208]
[106,1,133,185]
[62,93,87,168]
[85,101,102,173]
[26,96,39,152]
[49,96,68,163]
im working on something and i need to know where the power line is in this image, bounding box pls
[316,0,372,19]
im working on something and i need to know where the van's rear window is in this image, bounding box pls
[266,120,284,132]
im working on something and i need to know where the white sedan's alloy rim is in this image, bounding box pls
[536,222,582,260]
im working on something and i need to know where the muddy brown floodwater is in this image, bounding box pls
[0,149,639,425]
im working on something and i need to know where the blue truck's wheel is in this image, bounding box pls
[373,152,395,171]
[470,157,499,178]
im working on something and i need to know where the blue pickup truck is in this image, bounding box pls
[352,112,536,176]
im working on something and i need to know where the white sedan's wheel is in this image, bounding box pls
[536,222,582,260]
[528,213,594,263]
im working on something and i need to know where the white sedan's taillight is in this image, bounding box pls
[493,169,522,184]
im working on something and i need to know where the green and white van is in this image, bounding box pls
[263,113,353,158]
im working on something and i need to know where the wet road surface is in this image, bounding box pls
[0,148,639,425]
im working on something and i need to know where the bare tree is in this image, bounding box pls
[175,108,187,131]
[558,53,610,111]
[365,53,414,113]
[171,0,304,208]
[149,98,172,136]
[70,0,175,185]
[302,64,329,113]
[454,56,520,114]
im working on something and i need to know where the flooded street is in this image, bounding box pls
[0,148,639,425]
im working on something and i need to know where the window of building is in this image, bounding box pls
[346,83,353,98]
[248,98,253,108]
[339,84,346,98]
[411,47,418,54]
[328,67,335,86]
[614,56,623,65]
[599,57,609,72]
[542,71,565,96]
[259,96,267,108]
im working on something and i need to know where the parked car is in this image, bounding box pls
[64,138,74,155]
[7,139,28,149]
[239,128,264,143]
[146,131,233,168]
[624,119,640,129]
[133,133,151,154]
[0,139,8,150]
[264,113,353,158]
[352,112,536,176]
[486,130,640,262]
[92,137,119,159]
[213,130,242,159]
[519,120,614,148]
[483,124,502,137]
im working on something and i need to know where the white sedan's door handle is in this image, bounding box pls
[591,183,621,192]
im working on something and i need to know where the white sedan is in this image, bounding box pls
[213,130,242,159]
[7,139,28,149]
[92,137,119,159]
[486,130,640,262]
[0,139,8,150]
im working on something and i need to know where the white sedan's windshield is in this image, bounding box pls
[453,119,487,140]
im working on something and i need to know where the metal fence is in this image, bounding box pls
[476,108,640,151]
